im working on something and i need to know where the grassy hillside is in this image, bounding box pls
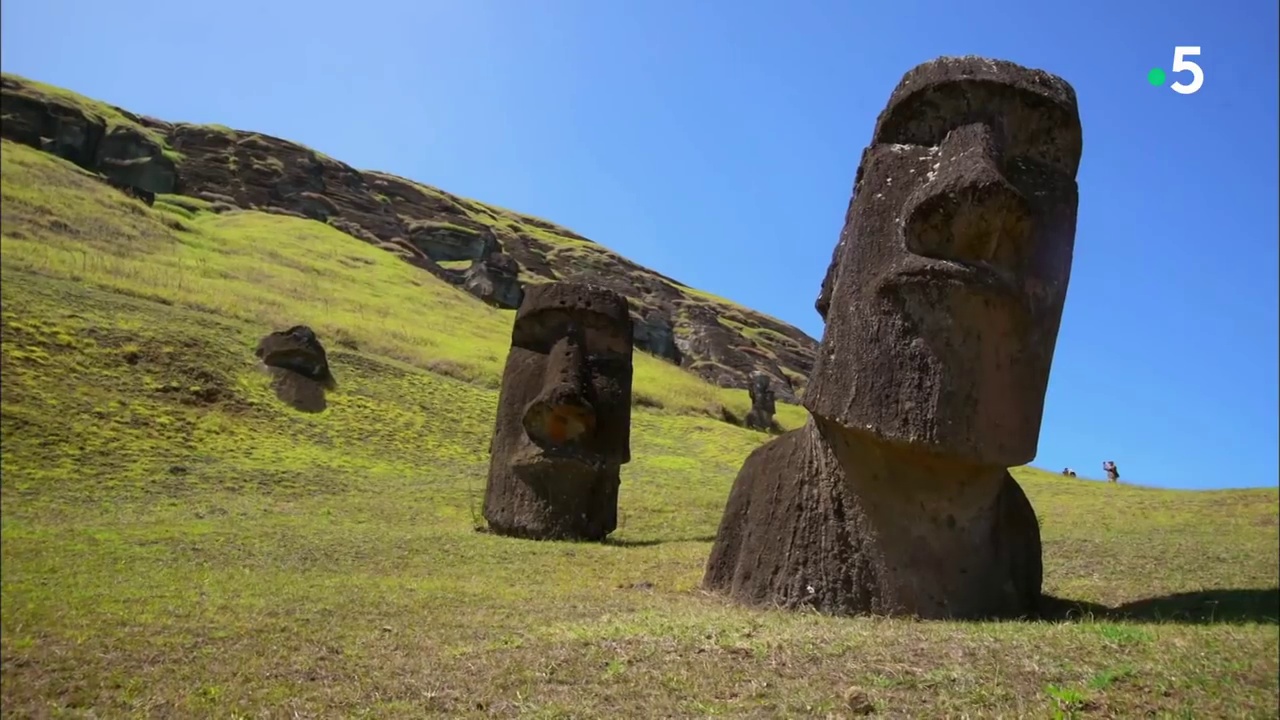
[1,139,1277,718]
[1,71,823,402]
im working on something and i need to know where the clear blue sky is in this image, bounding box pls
[3,0,1276,490]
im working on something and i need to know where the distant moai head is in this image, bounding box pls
[255,324,336,413]
[806,56,1083,467]
[255,325,335,385]
[749,373,776,413]
[485,282,634,540]
[744,372,778,432]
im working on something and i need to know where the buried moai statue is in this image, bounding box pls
[254,325,337,413]
[483,282,635,541]
[703,56,1084,619]
[744,373,777,431]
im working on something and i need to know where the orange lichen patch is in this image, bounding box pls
[543,404,595,445]
[524,401,597,446]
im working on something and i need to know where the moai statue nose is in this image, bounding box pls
[522,324,597,447]
[903,122,1032,273]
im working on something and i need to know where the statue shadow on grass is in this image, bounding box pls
[604,535,718,548]
[263,366,330,414]
[1039,588,1280,625]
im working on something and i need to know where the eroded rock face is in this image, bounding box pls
[254,325,337,413]
[484,283,635,541]
[464,251,525,310]
[704,56,1083,619]
[95,126,177,194]
[1,73,817,399]
[408,222,499,262]
[633,308,680,364]
[676,304,796,401]
[0,76,176,194]
[744,372,777,431]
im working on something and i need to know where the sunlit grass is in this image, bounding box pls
[1,139,1276,718]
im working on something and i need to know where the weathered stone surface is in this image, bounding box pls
[0,76,176,194]
[0,72,818,400]
[633,308,680,364]
[483,282,634,541]
[704,56,1083,619]
[676,304,797,401]
[743,372,777,431]
[407,221,498,262]
[254,325,336,413]
[2,79,103,168]
[464,251,525,309]
[94,126,177,193]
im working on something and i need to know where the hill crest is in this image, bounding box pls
[0,72,818,402]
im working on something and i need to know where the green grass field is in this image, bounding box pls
[2,138,1277,719]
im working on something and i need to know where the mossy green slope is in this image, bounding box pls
[2,139,1277,718]
[1,70,823,400]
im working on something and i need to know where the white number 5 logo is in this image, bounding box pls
[1171,46,1204,95]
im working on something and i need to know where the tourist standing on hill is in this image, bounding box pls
[1103,460,1119,483]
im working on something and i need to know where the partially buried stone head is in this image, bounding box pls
[254,324,336,389]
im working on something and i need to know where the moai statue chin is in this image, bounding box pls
[703,56,1084,619]
[484,282,635,541]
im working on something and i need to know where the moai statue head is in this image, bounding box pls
[749,373,776,414]
[744,372,777,431]
[484,282,634,540]
[807,56,1083,467]
[254,325,336,413]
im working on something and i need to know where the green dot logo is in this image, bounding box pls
[1147,67,1167,87]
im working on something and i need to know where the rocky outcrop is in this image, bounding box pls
[0,76,177,194]
[633,308,680,365]
[464,251,525,310]
[406,221,498,262]
[0,73,818,400]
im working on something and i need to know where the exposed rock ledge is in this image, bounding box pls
[0,73,818,401]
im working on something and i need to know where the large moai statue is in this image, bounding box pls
[484,282,635,541]
[703,56,1083,619]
